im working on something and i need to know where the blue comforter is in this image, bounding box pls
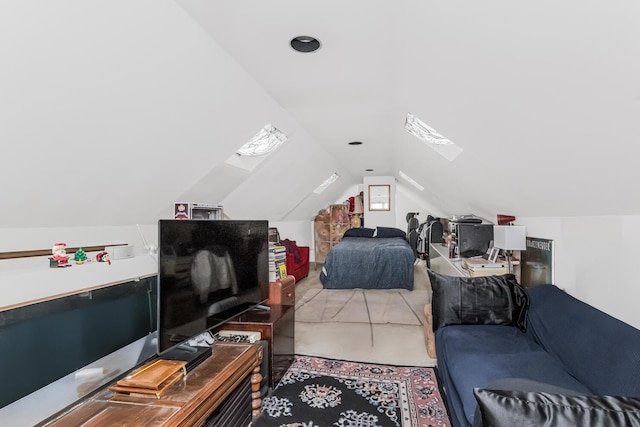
[319,237,414,290]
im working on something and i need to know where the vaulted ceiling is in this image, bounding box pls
[2,1,639,228]
[176,0,640,219]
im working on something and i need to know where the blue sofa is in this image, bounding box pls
[432,283,640,427]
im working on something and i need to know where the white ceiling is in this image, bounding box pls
[1,0,639,230]
[177,0,640,219]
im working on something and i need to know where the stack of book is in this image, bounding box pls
[269,243,287,281]
[462,257,508,277]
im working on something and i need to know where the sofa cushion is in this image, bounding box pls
[428,271,529,332]
[436,325,591,427]
[472,378,586,427]
[473,388,640,427]
[343,227,375,238]
[527,284,640,397]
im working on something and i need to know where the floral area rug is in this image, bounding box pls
[252,355,451,427]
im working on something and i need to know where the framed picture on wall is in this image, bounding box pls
[368,185,390,211]
[520,237,554,287]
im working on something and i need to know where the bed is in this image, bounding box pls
[319,227,415,290]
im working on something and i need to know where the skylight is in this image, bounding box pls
[404,113,463,162]
[404,113,451,145]
[236,124,288,156]
[313,173,339,194]
[399,170,424,191]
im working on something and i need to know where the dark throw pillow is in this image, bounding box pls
[473,388,640,427]
[375,226,406,239]
[343,227,376,238]
[427,270,529,332]
[471,378,588,427]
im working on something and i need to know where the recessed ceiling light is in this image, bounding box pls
[290,36,321,53]
[348,141,363,146]
[365,169,374,172]
[236,124,287,156]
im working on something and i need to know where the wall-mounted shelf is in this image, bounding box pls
[0,243,127,260]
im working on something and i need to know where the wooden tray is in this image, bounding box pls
[115,359,187,390]
[109,370,185,399]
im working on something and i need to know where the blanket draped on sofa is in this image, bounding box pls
[432,283,640,427]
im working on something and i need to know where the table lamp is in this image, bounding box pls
[497,214,516,225]
[493,225,526,274]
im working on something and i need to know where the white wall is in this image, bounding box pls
[394,184,448,231]
[519,215,640,329]
[363,176,396,229]
[0,225,158,310]
[0,225,157,253]
[268,220,312,248]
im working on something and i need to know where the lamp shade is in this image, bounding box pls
[493,225,526,250]
[353,194,364,214]
[497,214,516,225]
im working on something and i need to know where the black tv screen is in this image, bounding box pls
[457,223,494,258]
[157,219,269,356]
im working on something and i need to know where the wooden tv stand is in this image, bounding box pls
[40,343,262,427]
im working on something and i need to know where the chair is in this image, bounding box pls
[286,246,309,281]
[280,239,310,281]
[425,219,443,268]
[406,213,420,259]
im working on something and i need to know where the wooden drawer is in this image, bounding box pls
[269,276,295,306]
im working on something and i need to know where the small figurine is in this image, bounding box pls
[174,203,189,219]
[96,251,111,265]
[49,242,71,268]
[74,247,88,264]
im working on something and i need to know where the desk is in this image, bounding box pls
[429,243,466,277]
[429,244,512,278]
[40,343,263,427]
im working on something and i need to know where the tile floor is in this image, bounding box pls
[293,259,437,367]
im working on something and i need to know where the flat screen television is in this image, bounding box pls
[457,223,494,258]
[157,219,269,361]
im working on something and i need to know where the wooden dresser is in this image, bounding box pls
[39,343,263,427]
